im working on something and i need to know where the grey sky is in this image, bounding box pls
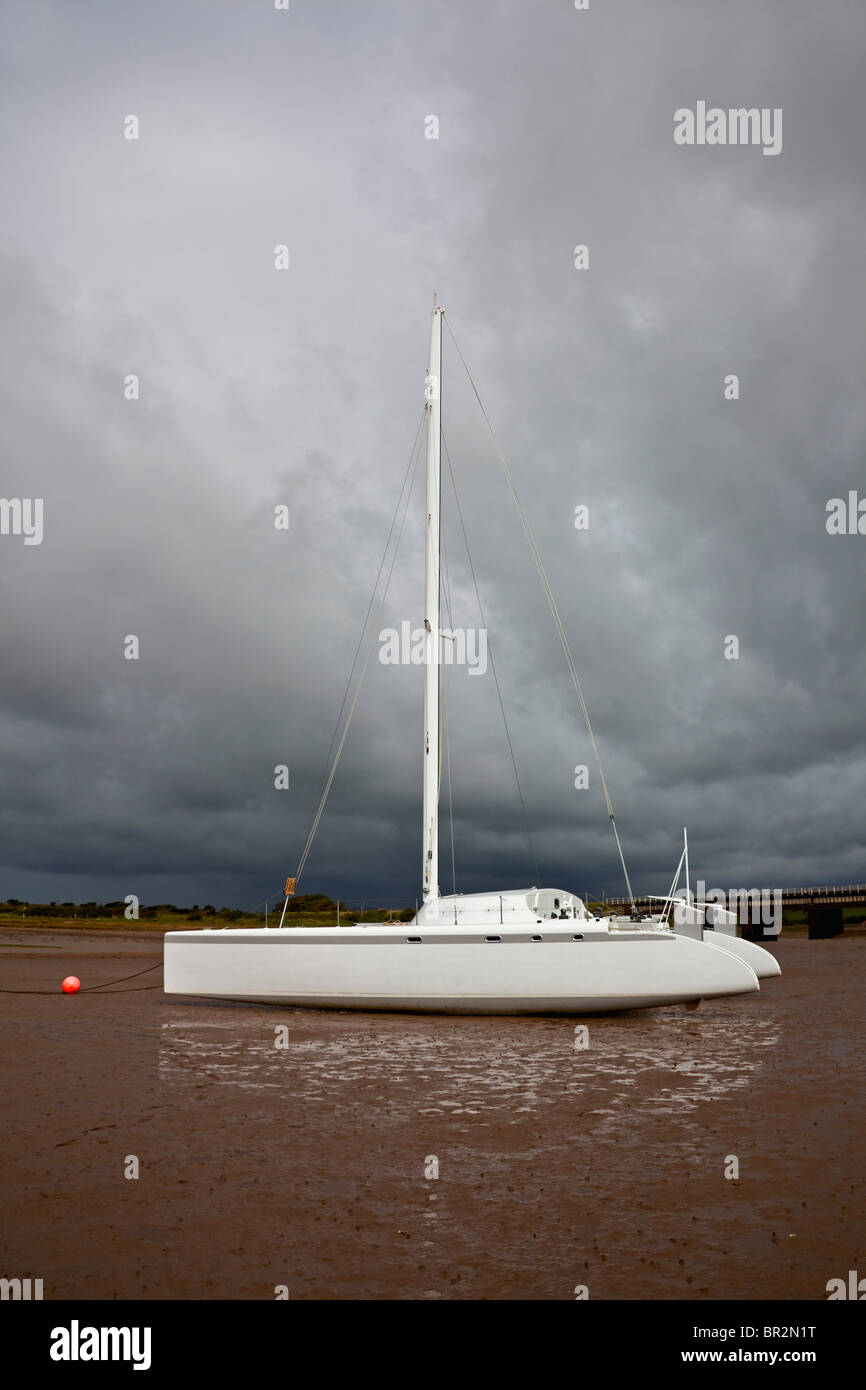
[1,0,864,910]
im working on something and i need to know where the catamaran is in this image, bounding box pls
[164,302,780,1012]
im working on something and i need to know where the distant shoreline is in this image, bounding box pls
[3,917,865,941]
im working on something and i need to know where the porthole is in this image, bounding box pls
[407,936,422,943]
[485,935,501,943]
[531,935,542,942]
[572,934,584,941]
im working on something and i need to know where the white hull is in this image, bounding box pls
[701,930,781,980]
[670,900,781,980]
[164,919,760,1014]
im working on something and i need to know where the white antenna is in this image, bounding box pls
[683,827,690,906]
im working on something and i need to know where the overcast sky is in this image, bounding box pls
[1,0,864,911]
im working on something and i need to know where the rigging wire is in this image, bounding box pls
[443,314,636,912]
[286,418,426,909]
[655,845,687,925]
[321,412,425,778]
[441,427,541,887]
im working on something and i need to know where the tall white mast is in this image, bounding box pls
[422,298,442,903]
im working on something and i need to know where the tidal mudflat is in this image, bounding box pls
[1,932,862,1300]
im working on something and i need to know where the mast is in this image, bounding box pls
[422,299,442,903]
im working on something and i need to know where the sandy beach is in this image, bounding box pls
[1,930,862,1300]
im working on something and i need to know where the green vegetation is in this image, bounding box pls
[0,895,415,931]
[5,897,859,935]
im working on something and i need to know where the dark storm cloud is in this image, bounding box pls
[0,0,864,909]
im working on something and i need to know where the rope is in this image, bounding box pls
[285,418,426,909]
[82,962,164,990]
[321,412,425,777]
[443,314,636,912]
[442,426,541,886]
[0,960,164,995]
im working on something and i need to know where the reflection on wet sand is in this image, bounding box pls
[159,1004,781,1131]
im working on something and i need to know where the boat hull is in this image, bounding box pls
[670,903,782,981]
[701,930,781,980]
[163,925,760,1014]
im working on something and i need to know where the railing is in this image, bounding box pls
[601,885,866,914]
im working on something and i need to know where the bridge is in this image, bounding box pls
[596,884,866,913]
[594,884,866,939]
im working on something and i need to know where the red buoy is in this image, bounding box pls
[61,976,81,994]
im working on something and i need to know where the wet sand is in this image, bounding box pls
[1,932,863,1300]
